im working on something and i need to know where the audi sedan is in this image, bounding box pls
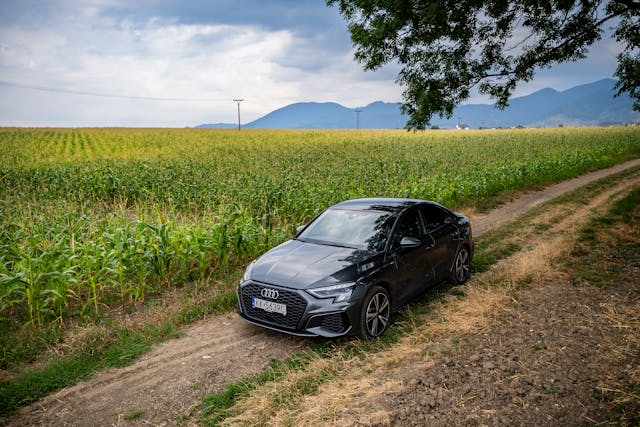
[237,198,473,339]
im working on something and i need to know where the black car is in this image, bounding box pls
[237,198,473,339]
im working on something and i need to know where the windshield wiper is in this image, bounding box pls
[323,241,357,249]
[297,237,357,249]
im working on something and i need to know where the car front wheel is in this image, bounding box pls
[451,246,471,284]
[358,286,391,339]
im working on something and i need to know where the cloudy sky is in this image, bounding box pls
[0,0,623,127]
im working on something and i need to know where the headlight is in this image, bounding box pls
[307,282,355,303]
[240,261,255,284]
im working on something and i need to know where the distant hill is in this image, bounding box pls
[195,79,640,129]
[450,79,640,128]
[247,102,355,129]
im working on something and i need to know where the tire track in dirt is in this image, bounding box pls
[471,157,640,236]
[9,158,640,427]
[11,315,309,427]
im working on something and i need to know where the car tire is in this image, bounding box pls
[357,286,391,339]
[450,246,471,284]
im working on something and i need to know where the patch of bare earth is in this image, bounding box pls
[7,158,640,427]
[378,279,639,426]
[220,171,640,426]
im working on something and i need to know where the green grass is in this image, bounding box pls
[123,410,145,421]
[197,356,311,426]
[472,165,640,276]
[195,283,447,425]
[176,291,238,324]
[472,242,522,273]
[569,185,640,288]
[193,289,454,424]
[598,186,640,223]
[0,266,246,419]
[0,322,181,418]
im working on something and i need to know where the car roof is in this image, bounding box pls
[330,198,435,213]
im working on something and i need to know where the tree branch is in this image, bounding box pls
[613,0,640,11]
[470,8,628,90]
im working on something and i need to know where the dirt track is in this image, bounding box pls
[470,157,640,235]
[11,318,308,427]
[9,158,640,427]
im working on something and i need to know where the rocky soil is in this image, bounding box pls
[387,277,639,426]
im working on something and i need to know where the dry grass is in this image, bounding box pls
[424,240,566,339]
[220,174,640,427]
[295,379,404,425]
[590,219,640,409]
[220,354,346,426]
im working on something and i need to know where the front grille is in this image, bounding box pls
[308,313,347,334]
[241,282,307,329]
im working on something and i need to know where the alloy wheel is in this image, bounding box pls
[365,291,390,337]
[454,247,470,283]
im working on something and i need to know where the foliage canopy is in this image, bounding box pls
[328,0,640,129]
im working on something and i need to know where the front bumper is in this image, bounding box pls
[237,280,358,338]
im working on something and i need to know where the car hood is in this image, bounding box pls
[250,239,374,290]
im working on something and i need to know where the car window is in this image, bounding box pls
[421,204,453,232]
[297,208,395,252]
[392,208,426,247]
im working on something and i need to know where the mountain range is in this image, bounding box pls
[195,79,640,129]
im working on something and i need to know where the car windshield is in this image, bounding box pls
[297,208,395,252]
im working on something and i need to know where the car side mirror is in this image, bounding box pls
[296,225,306,234]
[400,236,421,247]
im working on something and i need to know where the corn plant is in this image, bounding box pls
[0,126,638,328]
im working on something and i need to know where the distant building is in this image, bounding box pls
[455,123,470,130]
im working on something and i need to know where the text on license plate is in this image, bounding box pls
[252,297,287,316]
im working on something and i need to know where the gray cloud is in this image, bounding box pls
[0,0,624,126]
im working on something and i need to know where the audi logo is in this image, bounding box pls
[260,288,279,300]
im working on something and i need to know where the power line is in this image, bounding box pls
[0,79,230,102]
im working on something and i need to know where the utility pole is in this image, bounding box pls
[233,98,244,130]
[355,109,362,129]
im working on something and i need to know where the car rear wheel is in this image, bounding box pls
[451,246,470,284]
[358,286,391,339]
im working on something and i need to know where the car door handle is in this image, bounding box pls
[424,235,436,250]
[389,253,399,270]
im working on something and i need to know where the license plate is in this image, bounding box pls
[252,297,287,316]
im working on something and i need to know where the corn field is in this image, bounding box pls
[1,127,639,328]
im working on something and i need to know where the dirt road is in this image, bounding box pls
[470,157,640,235]
[256,165,639,426]
[10,158,640,427]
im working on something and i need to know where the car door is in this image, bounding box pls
[387,206,438,305]
[420,204,459,280]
